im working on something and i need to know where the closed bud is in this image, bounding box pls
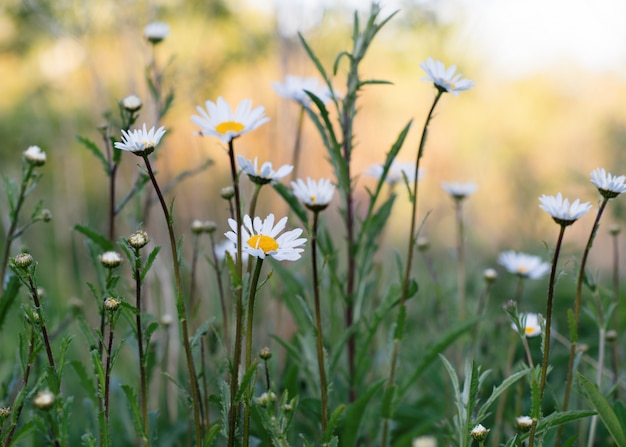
[122,94,142,112]
[220,186,235,200]
[127,230,149,249]
[516,415,533,432]
[104,297,121,311]
[99,251,122,268]
[259,347,272,360]
[470,424,489,442]
[14,253,33,268]
[33,390,55,410]
[23,146,46,166]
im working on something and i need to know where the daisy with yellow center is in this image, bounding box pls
[114,123,166,156]
[420,57,474,96]
[237,155,293,185]
[225,214,305,261]
[498,250,550,280]
[191,97,269,143]
[511,312,542,338]
[291,177,336,212]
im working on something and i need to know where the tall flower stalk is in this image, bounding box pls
[381,57,473,446]
[528,192,591,446]
[114,124,203,444]
[556,168,626,445]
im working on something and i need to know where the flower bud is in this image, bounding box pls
[40,209,52,222]
[516,415,533,432]
[33,390,55,410]
[606,329,618,341]
[0,407,10,418]
[609,224,621,236]
[470,424,489,442]
[23,146,46,166]
[122,94,142,112]
[127,230,149,249]
[259,347,272,360]
[14,253,33,268]
[220,186,235,200]
[160,314,173,327]
[99,251,122,268]
[191,220,217,235]
[104,297,121,311]
[144,22,170,44]
[483,268,498,283]
[416,237,429,251]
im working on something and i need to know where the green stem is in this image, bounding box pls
[311,212,329,433]
[381,90,443,447]
[291,107,305,181]
[454,199,467,321]
[528,224,567,447]
[27,275,55,370]
[0,163,35,287]
[133,248,149,445]
[209,233,229,352]
[243,258,264,447]
[556,197,608,445]
[226,139,244,447]
[142,155,202,445]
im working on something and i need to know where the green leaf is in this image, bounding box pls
[339,379,385,447]
[76,135,109,173]
[202,424,222,447]
[578,373,626,446]
[322,405,345,443]
[140,245,161,281]
[73,224,115,251]
[190,317,215,348]
[399,318,477,397]
[69,360,96,399]
[122,384,147,440]
[2,175,18,215]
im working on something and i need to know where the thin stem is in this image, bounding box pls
[528,224,567,447]
[226,139,244,447]
[209,233,229,352]
[610,228,620,399]
[454,199,467,320]
[27,275,55,370]
[290,107,305,181]
[133,248,149,445]
[381,91,443,447]
[556,197,608,445]
[311,211,328,433]
[0,164,35,286]
[190,235,200,321]
[142,155,203,445]
[586,327,606,447]
[243,258,264,447]
[200,339,211,429]
[104,318,115,423]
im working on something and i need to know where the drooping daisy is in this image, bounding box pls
[420,57,474,96]
[144,22,170,44]
[114,123,166,156]
[539,193,592,226]
[441,181,477,200]
[23,146,46,166]
[512,313,542,338]
[365,161,423,186]
[291,177,336,211]
[225,214,305,261]
[272,75,333,106]
[590,168,626,199]
[191,97,269,144]
[498,251,550,280]
[237,155,293,185]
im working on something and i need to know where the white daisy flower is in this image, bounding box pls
[23,145,47,166]
[191,97,269,144]
[144,22,170,44]
[498,250,550,280]
[441,181,477,200]
[291,177,336,211]
[114,123,166,156]
[272,75,333,106]
[225,214,306,261]
[364,161,423,186]
[590,168,626,199]
[512,312,542,338]
[539,193,592,226]
[420,57,474,96]
[99,251,123,268]
[237,155,293,185]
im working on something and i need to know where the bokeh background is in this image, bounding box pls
[3,0,626,317]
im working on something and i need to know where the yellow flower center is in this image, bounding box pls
[248,234,279,253]
[517,266,528,274]
[525,326,537,336]
[216,121,245,134]
[450,82,456,90]
[310,195,317,204]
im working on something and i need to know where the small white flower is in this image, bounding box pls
[498,251,550,280]
[590,168,626,199]
[272,75,333,106]
[225,214,306,261]
[237,155,293,185]
[441,181,477,200]
[114,123,166,156]
[23,146,46,166]
[539,193,592,226]
[122,94,142,112]
[420,57,474,95]
[512,313,542,338]
[291,177,336,211]
[33,390,55,410]
[365,161,423,186]
[191,97,269,143]
[144,22,170,44]
[516,415,533,431]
